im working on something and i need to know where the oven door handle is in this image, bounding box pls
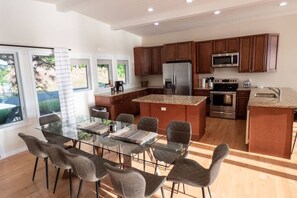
[210,91,236,94]
[212,111,234,115]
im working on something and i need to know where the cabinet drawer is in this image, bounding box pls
[193,89,210,96]
[236,90,250,97]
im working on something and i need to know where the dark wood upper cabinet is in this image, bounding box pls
[151,46,163,75]
[164,41,192,62]
[134,47,151,76]
[213,37,239,54]
[239,34,279,73]
[196,41,213,74]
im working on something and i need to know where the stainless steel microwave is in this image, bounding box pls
[212,52,239,67]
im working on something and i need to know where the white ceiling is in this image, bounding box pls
[36,0,297,36]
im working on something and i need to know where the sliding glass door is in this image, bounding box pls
[0,52,24,126]
[31,52,61,116]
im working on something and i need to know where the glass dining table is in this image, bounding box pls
[36,116,188,170]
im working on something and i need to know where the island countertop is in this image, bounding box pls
[248,87,297,108]
[133,94,207,106]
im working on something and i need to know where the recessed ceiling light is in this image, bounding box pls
[279,2,287,6]
[154,22,159,26]
[186,0,193,3]
[147,7,154,12]
[214,10,221,15]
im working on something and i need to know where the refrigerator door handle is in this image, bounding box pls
[172,74,175,94]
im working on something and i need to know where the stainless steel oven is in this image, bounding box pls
[210,91,236,119]
[209,78,238,119]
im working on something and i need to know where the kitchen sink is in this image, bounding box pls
[254,93,277,98]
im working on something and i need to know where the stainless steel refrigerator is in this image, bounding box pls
[163,62,192,95]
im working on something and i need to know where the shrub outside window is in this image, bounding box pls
[70,58,90,90]
[117,59,129,84]
[97,59,112,88]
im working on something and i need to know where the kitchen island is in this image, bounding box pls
[133,94,207,141]
[247,87,297,159]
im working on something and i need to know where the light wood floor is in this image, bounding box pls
[1,117,297,198]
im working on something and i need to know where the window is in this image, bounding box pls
[117,59,129,84]
[31,53,61,116]
[97,59,112,88]
[0,52,24,126]
[70,58,90,90]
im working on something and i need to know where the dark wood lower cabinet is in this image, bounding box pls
[193,89,210,116]
[95,90,148,120]
[236,90,251,119]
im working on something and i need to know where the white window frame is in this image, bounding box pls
[69,54,92,92]
[0,48,26,128]
[116,56,130,85]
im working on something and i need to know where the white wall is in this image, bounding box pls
[0,0,141,158]
[142,14,297,90]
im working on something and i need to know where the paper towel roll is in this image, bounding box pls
[201,78,206,88]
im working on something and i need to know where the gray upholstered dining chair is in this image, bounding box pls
[133,116,158,171]
[39,141,93,196]
[92,111,109,120]
[116,113,134,124]
[104,163,166,198]
[79,110,110,150]
[63,150,120,198]
[167,143,230,198]
[18,133,49,189]
[153,120,192,173]
[101,113,134,164]
[39,113,72,147]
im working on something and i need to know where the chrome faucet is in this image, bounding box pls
[268,87,281,98]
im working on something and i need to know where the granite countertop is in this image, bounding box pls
[193,87,213,90]
[248,87,297,108]
[95,87,162,97]
[133,94,207,106]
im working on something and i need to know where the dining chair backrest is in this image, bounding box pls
[166,120,192,145]
[62,150,98,182]
[39,113,61,125]
[93,111,109,120]
[116,113,134,124]
[18,133,48,158]
[104,163,146,198]
[137,116,158,133]
[209,143,229,185]
[40,141,71,170]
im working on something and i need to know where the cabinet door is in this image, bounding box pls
[176,42,192,61]
[142,47,152,75]
[151,46,162,75]
[236,90,250,119]
[253,34,268,72]
[164,43,177,62]
[196,41,213,74]
[213,38,239,53]
[134,47,151,76]
[239,36,253,72]
[134,47,142,76]
[226,37,239,52]
[236,97,249,119]
[193,89,210,116]
[213,39,226,54]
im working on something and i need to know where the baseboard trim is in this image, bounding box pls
[0,146,27,160]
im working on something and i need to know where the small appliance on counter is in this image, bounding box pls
[115,81,124,92]
[243,79,251,88]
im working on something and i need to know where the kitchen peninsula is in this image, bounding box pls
[133,94,207,141]
[247,87,297,159]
